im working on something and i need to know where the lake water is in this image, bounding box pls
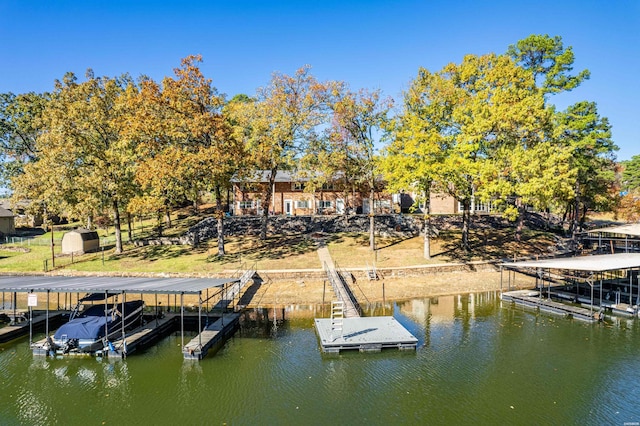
[1,292,639,425]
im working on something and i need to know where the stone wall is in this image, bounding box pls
[184,214,424,246]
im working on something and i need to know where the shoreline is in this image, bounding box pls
[244,270,537,307]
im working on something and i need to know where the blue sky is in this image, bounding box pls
[1,0,637,160]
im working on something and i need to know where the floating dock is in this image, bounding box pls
[315,316,417,353]
[183,312,241,360]
[501,290,599,322]
[316,263,418,353]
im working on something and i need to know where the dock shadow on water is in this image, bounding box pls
[1,293,640,424]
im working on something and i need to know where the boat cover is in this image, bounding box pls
[54,315,111,340]
[54,300,144,341]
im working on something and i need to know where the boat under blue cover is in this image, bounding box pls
[53,300,145,353]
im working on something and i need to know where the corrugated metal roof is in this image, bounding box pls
[0,275,239,294]
[501,253,640,272]
[586,223,640,237]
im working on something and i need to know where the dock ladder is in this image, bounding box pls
[366,262,378,280]
[330,301,344,341]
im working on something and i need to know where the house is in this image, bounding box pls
[0,207,15,235]
[230,171,394,216]
[230,170,495,217]
[0,199,44,227]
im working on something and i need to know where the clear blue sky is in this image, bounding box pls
[1,0,637,160]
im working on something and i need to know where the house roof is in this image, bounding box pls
[0,207,14,218]
[231,170,317,183]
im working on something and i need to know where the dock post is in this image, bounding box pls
[198,291,202,349]
[46,290,50,337]
[180,292,184,349]
[322,280,326,318]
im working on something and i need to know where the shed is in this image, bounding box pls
[61,229,100,254]
[0,207,15,235]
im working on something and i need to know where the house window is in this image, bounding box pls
[238,200,255,209]
[321,182,334,191]
[292,182,305,191]
[296,200,310,209]
[374,200,391,209]
[318,200,332,209]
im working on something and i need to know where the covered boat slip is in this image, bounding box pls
[500,253,640,321]
[0,275,244,359]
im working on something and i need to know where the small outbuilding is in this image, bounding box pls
[61,229,100,255]
[0,207,15,236]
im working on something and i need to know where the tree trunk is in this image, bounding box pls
[215,185,225,256]
[423,185,431,260]
[515,203,526,243]
[127,212,133,243]
[461,199,471,252]
[572,181,580,242]
[113,199,123,254]
[261,168,277,240]
[369,189,375,251]
[164,204,172,229]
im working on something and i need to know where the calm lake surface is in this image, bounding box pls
[1,291,640,425]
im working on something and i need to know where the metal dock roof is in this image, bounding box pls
[0,275,239,294]
[501,253,640,272]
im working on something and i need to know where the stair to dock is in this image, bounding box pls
[330,301,344,341]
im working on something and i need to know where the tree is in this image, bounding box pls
[130,56,241,254]
[381,72,447,259]
[229,66,329,240]
[507,34,590,96]
[322,86,391,251]
[17,71,139,253]
[622,155,640,192]
[0,92,48,186]
[390,53,552,251]
[555,101,618,235]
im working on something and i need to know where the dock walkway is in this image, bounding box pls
[501,290,599,322]
[183,312,241,360]
[1,312,65,344]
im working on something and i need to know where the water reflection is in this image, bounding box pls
[1,292,640,424]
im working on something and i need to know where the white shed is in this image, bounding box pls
[61,229,100,254]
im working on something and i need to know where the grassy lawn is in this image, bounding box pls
[0,210,559,275]
[327,228,557,268]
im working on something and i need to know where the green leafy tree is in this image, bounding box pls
[555,101,618,235]
[507,34,590,96]
[381,71,448,259]
[622,155,640,192]
[0,92,48,186]
[390,53,552,251]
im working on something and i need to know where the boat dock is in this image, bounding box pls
[314,316,418,353]
[501,290,599,322]
[0,311,65,344]
[315,251,418,353]
[183,312,241,360]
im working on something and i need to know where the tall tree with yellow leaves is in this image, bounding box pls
[229,65,329,240]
